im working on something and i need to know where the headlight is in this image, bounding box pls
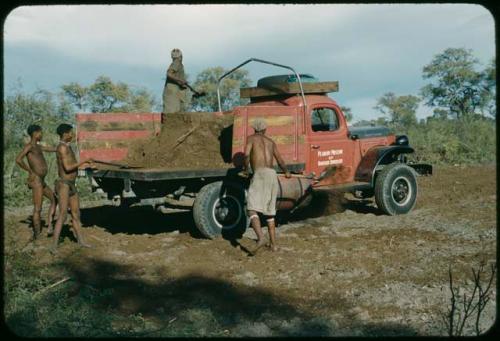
[395,135,409,145]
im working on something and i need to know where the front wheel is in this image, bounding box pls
[193,181,248,239]
[374,163,418,215]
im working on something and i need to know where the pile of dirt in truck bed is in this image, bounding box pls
[125,112,235,170]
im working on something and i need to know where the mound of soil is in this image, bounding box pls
[125,112,235,170]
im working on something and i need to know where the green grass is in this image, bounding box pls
[3,148,99,208]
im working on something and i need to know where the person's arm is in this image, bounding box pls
[273,142,291,178]
[58,144,92,173]
[167,66,187,87]
[243,138,253,173]
[15,144,33,174]
[41,145,57,152]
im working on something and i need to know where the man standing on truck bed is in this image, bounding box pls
[50,123,94,254]
[244,118,291,254]
[16,124,58,240]
[163,48,191,113]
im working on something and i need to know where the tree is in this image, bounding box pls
[3,88,60,148]
[420,48,488,120]
[61,82,88,111]
[374,92,419,131]
[127,88,157,112]
[61,77,157,113]
[88,76,130,112]
[340,106,353,123]
[190,67,252,112]
[479,58,496,118]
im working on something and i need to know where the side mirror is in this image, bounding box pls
[350,134,359,140]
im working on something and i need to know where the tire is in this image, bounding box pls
[193,181,248,239]
[374,163,418,215]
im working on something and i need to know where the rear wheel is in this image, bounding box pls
[193,181,248,239]
[374,163,418,215]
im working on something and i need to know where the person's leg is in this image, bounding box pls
[31,183,44,240]
[68,193,92,248]
[43,186,57,234]
[51,182,69,252]
[267,217,278,252]
[162,86,168,114]
[248,210,266,254]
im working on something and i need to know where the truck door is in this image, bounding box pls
[307,105,355,183]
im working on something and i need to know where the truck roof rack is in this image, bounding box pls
[240,80,339,99]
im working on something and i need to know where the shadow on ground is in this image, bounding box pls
[80,205,204,238]
[54,255,421,337]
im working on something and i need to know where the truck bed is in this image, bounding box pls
[90,163,305,182]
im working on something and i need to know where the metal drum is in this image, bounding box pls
[276,176,313,210]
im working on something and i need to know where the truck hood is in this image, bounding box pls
[348,126,391,139]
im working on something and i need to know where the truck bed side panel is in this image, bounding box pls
[76,112,162,163]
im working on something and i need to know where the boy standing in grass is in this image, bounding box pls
[16,124,58,240]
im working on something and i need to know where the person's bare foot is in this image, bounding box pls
[49,244,58,255]
[269,244,278,252]
[78,241,93,249]
[251,239,266,255]
[47,227,54,237]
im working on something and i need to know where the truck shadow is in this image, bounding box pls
[57,254,421,337]
[80,205,204,238]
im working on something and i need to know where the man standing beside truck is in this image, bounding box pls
[16,124,58,240]
[244,118,291,254]
[50,123,94,253]
[163,48,191,113]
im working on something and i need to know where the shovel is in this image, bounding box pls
[185,83,206,98]
[162,77,206,98]
[93,160,141,169]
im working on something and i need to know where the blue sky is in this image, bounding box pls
[3,4,495,122]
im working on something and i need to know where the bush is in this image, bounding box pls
[406,117,495,165]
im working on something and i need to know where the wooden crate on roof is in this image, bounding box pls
[240,81,339,98]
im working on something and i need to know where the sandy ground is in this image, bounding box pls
[4,165,496,336]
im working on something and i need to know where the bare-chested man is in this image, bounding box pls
[50,123,94,253]
[244,118,290,254]
[16,124,57,240]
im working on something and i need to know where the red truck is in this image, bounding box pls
[77,58,432,239]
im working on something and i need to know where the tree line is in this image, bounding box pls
[3,47,496,164]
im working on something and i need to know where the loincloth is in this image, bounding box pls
[247,167,279,216]
[54,178,78,197]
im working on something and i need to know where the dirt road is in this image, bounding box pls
[4,165,496,336]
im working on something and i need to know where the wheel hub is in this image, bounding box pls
[392,177,411,206]
[213,195,242,229]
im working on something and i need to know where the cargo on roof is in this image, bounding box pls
[240,73,338,99]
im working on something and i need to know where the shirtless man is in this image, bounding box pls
[50,123,94,253]
[16,124,57,240]
[243,118,290,254]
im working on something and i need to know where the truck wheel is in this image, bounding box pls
[193,181,248,239]
[374,163,418,215]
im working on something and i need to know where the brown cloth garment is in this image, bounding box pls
[246,167,279,216]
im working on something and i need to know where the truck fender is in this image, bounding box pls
[354,146,414,186]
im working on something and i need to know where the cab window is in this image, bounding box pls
[311,108,339,132]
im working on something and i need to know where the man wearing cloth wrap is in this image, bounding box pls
[244,118,290,254]
[163,48,191,113]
